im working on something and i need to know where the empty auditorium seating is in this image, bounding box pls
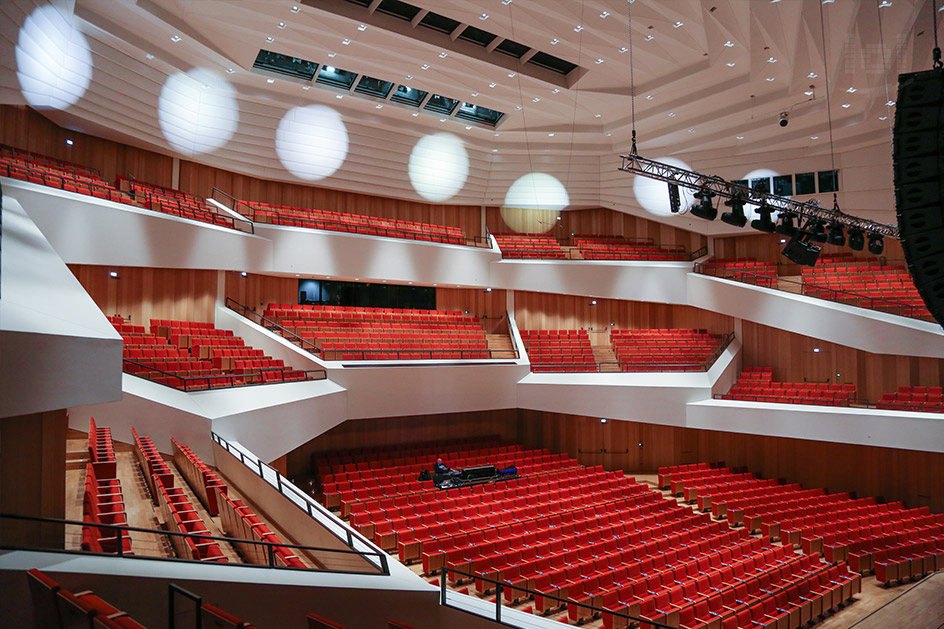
[0,144,135,206]
[88,417,117,480]
[203,603,257,628]
[244,199,467,245]
[877,386,944,413]
[699,258,778,287]
[574,235,688,261]
[610,328,728,372]
[520,329,597,372]
[171,438,227,516]
[118,177,243,230]
[27,569,148,628]
[307,613,347,629]
[264,305,493,360]
[83,461,132,555]
[216,487,305,568]
[111,316,312,389]
[721,367,856,406]
[493,233,567,259]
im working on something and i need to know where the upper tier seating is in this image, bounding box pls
[119,177,242,230]
[610,328,727,372]
[264,304,492,360]
[801,256,931,320]
[721,367,856,406]
[877,386,944,413]
[520,329,597,372]
[493,233,567,259]
[27,569,148,628]
[111,316,311,389]
[244,200,467,245]
[574,235,688,261]
[0,144,134,205]
[327,439,860,629]
[702,258,778,287]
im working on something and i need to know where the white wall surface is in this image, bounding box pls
[0,194,122,417]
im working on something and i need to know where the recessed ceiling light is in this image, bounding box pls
[804,90,814,95]
[766,77,775,81]
[548,133,555,137]
[328,52,336,58]
[226,67,235,73]
[342,38,351,45]
[492,149,498,152]
[532,97,541,102]
[494,132,500,136]
[278,22,286,28]
[673,21,684,28]
[724,40,734,47]
[688,128,695,133]
[667,112,676,117]
[109,271,118,278]
[266,36,274,42]
[595,58,604,64]
[736,135,744,139]
[842,103,851,108]
[405,74,412,79]
[291,5,300,12]
[376,104,383,109]
[619,46,628,53]
[552,88,560,93]
[574,25,584,32]
[515,105,522,110]
[465,126,472,129]
[846,86,856,93]
[66,138,74,146]
[170,35,181,42]
[605,132,612,137]
[879,115,888,120]
[594,113,601,118]
[266,78,275,83]
[145,53,154,60]
[822,0,834,3]
[336,94,343,99]
[813,347,821,352]
[357,24,367,31]
[302,85,310,90]
[726,62,736,67]
[480,13,489,20]
[808,72,818,78]
[886,99,896,106]
[645,34,654,40]
[439,118,446,122]
[421,64,430,69]
[439,52,448,58]
[508,72,516,78]
[810,136,819,139]
[412,112,419,116]
[771,0,781,3]
[645,94,653,100]
[767,56,777,63]
[502,0,511,4]
[551,38,559,45]
[489,82,497,88]
[600,10,610,18]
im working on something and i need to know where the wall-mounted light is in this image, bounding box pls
[637,442,644,447]
[600,418,608,424]
[240,271,248,277]
[109,271,118,278]
[65,138,74,146]
[813,348,821,353]
[590,300,597,305]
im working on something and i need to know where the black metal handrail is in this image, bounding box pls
[695,261,935,323]
[225,297,326,357]
[0,512,385,575]
[211,433,389,574]
[121,178,253,234]
[122,357,324,391]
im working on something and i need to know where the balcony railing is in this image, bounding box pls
[122,357,324,391]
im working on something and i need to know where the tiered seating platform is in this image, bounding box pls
[878,386,944,413]
[118,177,241,230]
[721,367,856,406]
[702,258,778,287]
[264,304,492,360]
[0,144,134,205]
[520,329,597,372]
[112,316,311,389]
[493,233,567,259]
[574,235,688,261]
[610,328,727,372]
[244,200,466,244]
[83,419,131,555]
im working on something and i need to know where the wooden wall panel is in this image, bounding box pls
[436,288,508,334]
[513,291,735,336]
[0,105,173,186]
[516,410,944,512]
[69,264,218,325]
[177,161,484,238]
[285,410,518,477]
[485,206,708,253]
[224,272,298,315]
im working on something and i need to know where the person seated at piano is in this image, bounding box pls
[434,457,457,476]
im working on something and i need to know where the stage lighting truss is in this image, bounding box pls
[619,153,899,239]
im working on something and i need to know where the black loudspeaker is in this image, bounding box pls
[299,290,307,303]
[894,68,944,327]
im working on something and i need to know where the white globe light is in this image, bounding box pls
[504,173,570,211]
[16,5,92,109]
[633,157,695,216]
[158,69,238,156]
[275,105,349,181]
[408,133,469,202]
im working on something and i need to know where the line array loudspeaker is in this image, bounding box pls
[893,68,944,327]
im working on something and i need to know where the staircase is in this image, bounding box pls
[593,346,621,372]
[562,246,583,260]
[486,334,518,359]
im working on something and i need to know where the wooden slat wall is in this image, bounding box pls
[713,232,905,265]
[224,272,298,315]
[436,288,509,334]
[177,161,484,237]
[285,410,518,477]
[739,321,944,401]
[485,206,708,253]
[0,105,173,186]
[516,409,944,513]
[513,291,735,335]
[68,264,218,324]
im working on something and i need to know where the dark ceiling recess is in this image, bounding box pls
[495,38,531,59]
[252,50,318,80]
[418,11,461,34]
[376,0,422,21]
[458,25,497,47]
[528,51,579,75]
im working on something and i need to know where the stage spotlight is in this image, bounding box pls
[810,221,828,243]
[782,232,821,266]
[690,188,717,221]
[847,228,865,251]
[827,223,845,246]
[775,213,798,237]
[750,203,777,233]
[868,233,884,255]
[721,192,748,227]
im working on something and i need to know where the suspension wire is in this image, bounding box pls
[565,0,587,216]
[934,0,942,68]
[877,0,894,140]
[818,1,839,212]
[627,0,637,154]
[507,1,536,207]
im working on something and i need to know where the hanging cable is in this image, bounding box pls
[506,1,536,206]
[933,0,942,68]
[564,0,587,214]
[818,1,839,211]
[627,0,637,154]
[877,0,894,140]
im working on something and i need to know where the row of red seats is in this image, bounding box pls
[154,464,228,563]
[575,235,687,261]
[723,370,857,407]
[869,533,944,583]
[215,486,305,568]
[83,462,132,555]
[493,233,567,259]
[88,417,117,479]
[131,427,175,503]
[171,437,227,516]
[314,436,507,477]
[119,177,242,231]
[521,329,598,372]
[27,569,146,629]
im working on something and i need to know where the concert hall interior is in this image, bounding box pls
[2,1,944,628]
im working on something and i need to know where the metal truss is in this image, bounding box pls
[619,153,900,239]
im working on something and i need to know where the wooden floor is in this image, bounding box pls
[410,472,942,629]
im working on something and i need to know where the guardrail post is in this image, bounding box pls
[116,528,123,556]
[276,473,283,493]
[267,544,275,567]
[346,530,353,547]
[440,569,447,606]
[495,583,502,622]
[379,553,388,574]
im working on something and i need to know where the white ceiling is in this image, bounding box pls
[0,0,938,230]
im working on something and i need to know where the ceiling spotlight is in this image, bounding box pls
[145,53,155,60]
[357,24,367,31]
[868,233,885,255]
[170,35,182,42]
[645,34,654,41]
[600,418,608,424]
[846,86,856,93]
[342,38,351,45]
[480,13,489,20]
[721,191,748,228]
[595,58,604,64]
[590,300,597,305]
[421,64,430,69]
[673,21,684,28]
[724,40,734,47]
[439,52,448,58]
[508,72,516,78]
[226,67,235,73]
[750,203,777,233]
[266,78,275,83]
[808,72,818,78]
[726,62,736,67]
[827,223,846,246]
[847,228,865,251]
[291,5,300,12]
[691,188,717,221]
[328,52,337,58]
[842,103,851,108]
[779,111,789,127]
[886,100,896,106]
[266,36,274,42]
[533,97,541,102]
[809,220,828,243]
[552,88,561,94]
[775,212,798,237]
[278,21,286,28]
[489,82,497,88]
[619,46,628,53]
[600,10,610,18]
[574,25,584,32]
